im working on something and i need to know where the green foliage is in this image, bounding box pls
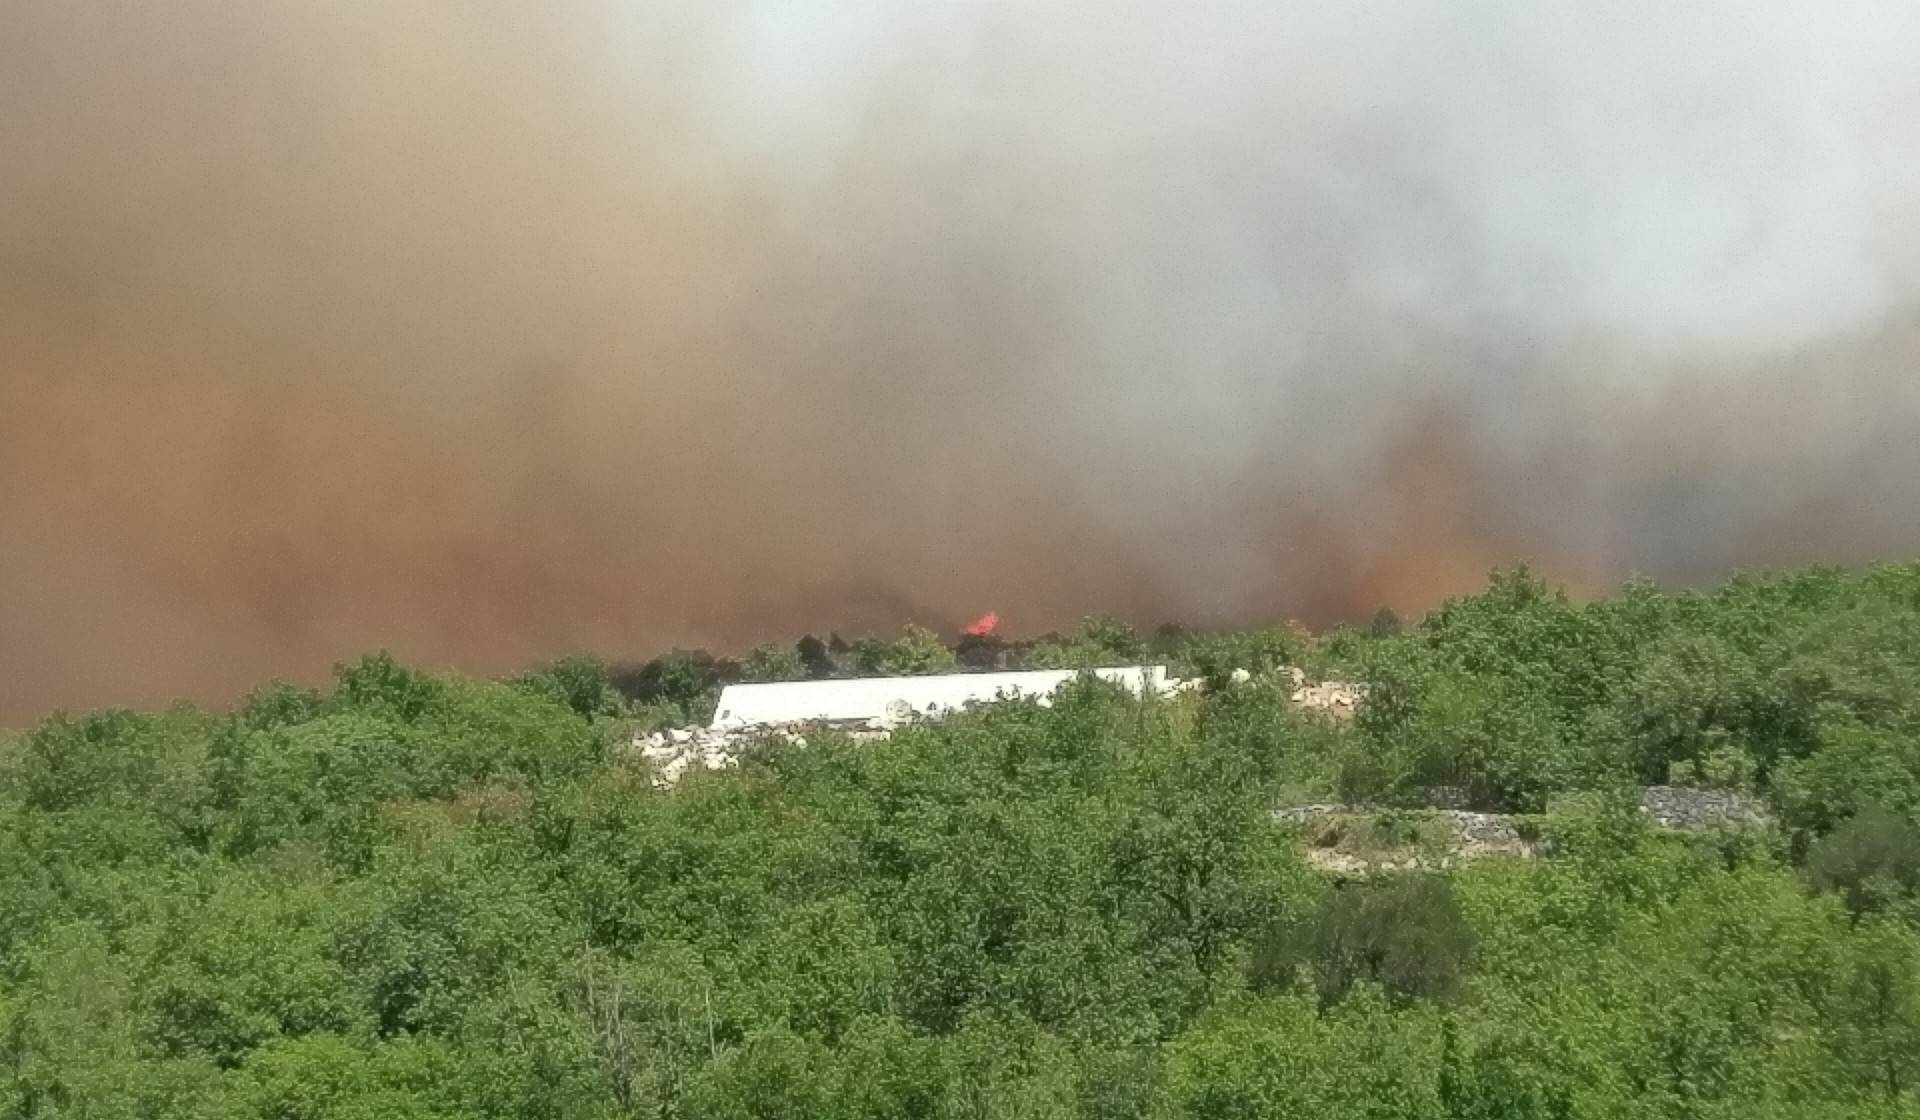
[610,649,738,722]
[1807,807,1920,918]
[1028,615,1148,669]
[336,651,446,722]
[7,563,1920,1114]
[1774,715,1920,833]
[216,1033,473,1119]
[850,623,956,676]
[513,655,625,720]
[740,643,804,683]
[16,706,210,816]
[1176,625,1309,691]
[1167,991,1444,1119]
[1255,875,1476,1007]
[1364,668,1584,810]
[1827,918,1920,1101]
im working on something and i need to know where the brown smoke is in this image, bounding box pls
[4,2,1920,721]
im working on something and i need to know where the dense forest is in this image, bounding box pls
[6,564,1920,1118]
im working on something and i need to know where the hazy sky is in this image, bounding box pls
[4,1,1919,720]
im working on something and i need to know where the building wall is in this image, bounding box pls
[709,666,1169,730]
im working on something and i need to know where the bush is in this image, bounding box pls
[610,650,738,721]
[512,656,624,719]
[1254,874,1475,1007]
[796,634,836,678]
[1026,616,1147,669]
[1179,625,1309,691]
[1807,807,1920,917]
[954,633,1008,670]
[851,625,955,677]
[1772,715,1920,833]
[11,561,1920,1115]
[336,653,445,722]
[741,644,805,683]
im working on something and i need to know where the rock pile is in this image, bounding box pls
[631,712,908,788]
[1420,785,1474,811]
[1278,786,1773,874]
[1444,810,1534,851]
[1286,668,1364,717]
[630,726,750,787]
[1274,805,1540,873]
[1638,785,1770,830]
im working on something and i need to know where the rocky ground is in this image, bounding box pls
[1276,786,1772,874]
[629,718,894,788]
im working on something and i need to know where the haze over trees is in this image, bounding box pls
[6,565,1920,1117]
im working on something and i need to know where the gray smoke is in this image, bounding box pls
[3,1,1919,720]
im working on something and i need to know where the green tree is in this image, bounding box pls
[1828,919,1920,1101]
[1807,807,1920,918]
[1255,875,1476,1007]
[611,650,738,721]
[851,624,956,676]
[1028,616,1148,669]
[741,643,804,682]
[512,655,624,720]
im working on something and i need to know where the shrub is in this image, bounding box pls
[512,656,624,719]
[611,650,738,721]
[851,625,955,677]
[1027,616,1147,669]
[741,644,805,683]
[796,635,836,678]
[1807,807,1920,917]
[1253,874,1475,1007]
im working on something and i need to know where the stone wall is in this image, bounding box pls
[1274,805,1542,872]
[1636,785,1770,830]
[1276,786,1771,874]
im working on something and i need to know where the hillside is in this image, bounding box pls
[5,565,1920,1117]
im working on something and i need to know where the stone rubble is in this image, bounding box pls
[1275,804,1541,872]
[628,717,898,789]
[1286,668,1365,717]
[1277,786,1774,874]
[1637,785,1770,830]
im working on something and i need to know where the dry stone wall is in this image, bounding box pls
[1276,786,1772,874]
[1637,785,1770,830]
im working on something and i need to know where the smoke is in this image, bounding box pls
[4,1,1919,720]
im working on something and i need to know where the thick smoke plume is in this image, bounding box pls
[4,2,1919,721]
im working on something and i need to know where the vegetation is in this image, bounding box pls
[5,563,1920,1116]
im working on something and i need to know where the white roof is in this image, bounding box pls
[708,666,1169,731]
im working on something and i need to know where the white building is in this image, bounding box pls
[708,666,1171,731]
